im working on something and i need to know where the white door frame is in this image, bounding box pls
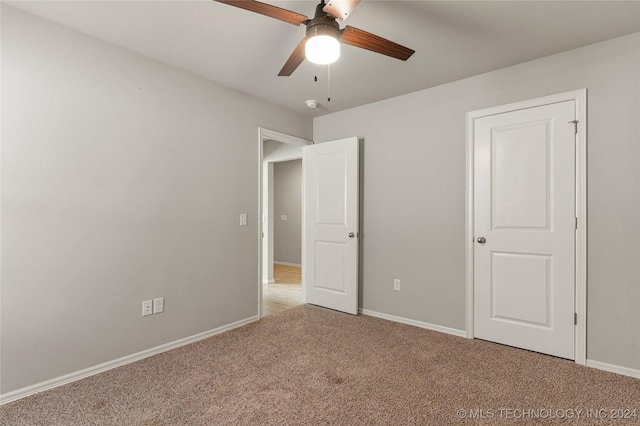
[465,89,587,365]
[258,128,312,319]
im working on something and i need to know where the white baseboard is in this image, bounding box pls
[5,311,635,406]
[263,279,275,284]
[0,315,260,405]
[586,359,640,379]
[273,261,301,267]
[359,308,466,338]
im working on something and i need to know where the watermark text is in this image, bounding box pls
[456,408,637,420]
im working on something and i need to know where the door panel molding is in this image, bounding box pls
[465,89,587,365]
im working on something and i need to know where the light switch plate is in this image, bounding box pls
[393,279,401,291]
[280,215,287,221]
[240,214,247,226]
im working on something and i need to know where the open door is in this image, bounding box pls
[303,137,359,315]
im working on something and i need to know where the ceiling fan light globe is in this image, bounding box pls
[305,35,340,65]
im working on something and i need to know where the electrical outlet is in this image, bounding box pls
[393,279,401,291]
[153,297,164,314]
[142,300,153,316]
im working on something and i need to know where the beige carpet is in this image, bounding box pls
[1,305,638,425]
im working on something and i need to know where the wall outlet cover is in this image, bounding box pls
[142,300,153,316]
[153,297,164,314]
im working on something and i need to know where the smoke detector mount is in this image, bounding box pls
[305,99,319,109]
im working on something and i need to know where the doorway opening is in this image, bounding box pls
[264,158,303,316]
[258,129,311,318]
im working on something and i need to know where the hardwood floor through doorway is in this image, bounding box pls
[262,263,302,316]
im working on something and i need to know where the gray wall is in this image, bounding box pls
[1,6,312,395]
[314,33,640,371]
[274,160,302,265]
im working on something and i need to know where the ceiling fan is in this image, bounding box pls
[215,0,415,76]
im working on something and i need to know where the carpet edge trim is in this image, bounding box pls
[0,314,260,405]
[359,308,466,338]
[586,359,640,379]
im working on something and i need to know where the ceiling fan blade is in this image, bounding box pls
[323,0,361,21]
[278,38,307,76]
[341,25,415,61]
[215,0,308,26]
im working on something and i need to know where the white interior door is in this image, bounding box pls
[303,137,359,315]
[473,100,576,359]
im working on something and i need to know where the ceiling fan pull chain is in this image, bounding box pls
[327,63,331,102]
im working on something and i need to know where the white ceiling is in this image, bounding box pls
[6,0,640,117]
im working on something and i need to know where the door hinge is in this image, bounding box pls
[262,232,264,238]
[575,217,578,230]
[569,120,578,135]
[574,312,578,325]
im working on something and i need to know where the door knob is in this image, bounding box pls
[348,232,355,238]
[477,237,486,244]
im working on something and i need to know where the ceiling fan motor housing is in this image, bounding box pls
[306,16,341,41]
